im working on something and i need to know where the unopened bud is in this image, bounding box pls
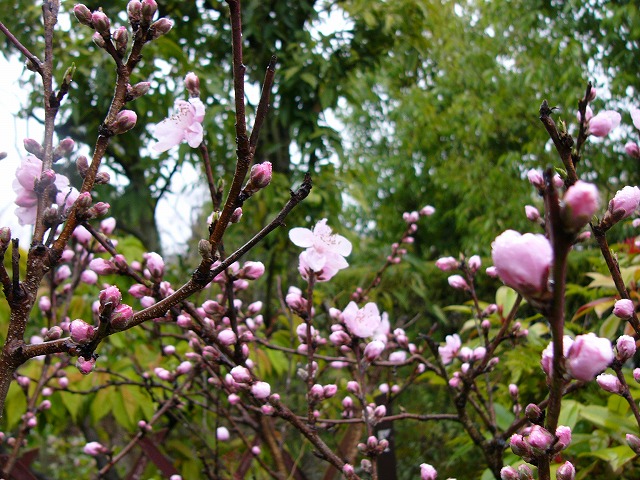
[149,18,172,40]
[185,72,200,97]
[627,434,640,455]
[24,138,44,158]
[76,191,93,210]
[91,202,111,217]
[76,155,89,177]
[73,4,93,26]
[230,207,243,223]
[91,11,111,35]
[53,137,75,161]
[95,171,111,184]
[110,110,137,135]
[92,31,106,48]
[127,81,151,101]
[113,26,129,56]
[110,304,134,330]
[141,0,158,24]
[249,162,272,189]
[0,227,10,247]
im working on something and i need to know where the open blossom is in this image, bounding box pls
[491,230,552,299]
[566,333,614,381]
[13,155,76,225]
[438,334,461,364]
[153,97,205,152]
[342,301,381,338]
[290,219,352,282]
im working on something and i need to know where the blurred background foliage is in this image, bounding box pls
[2,0,640,478]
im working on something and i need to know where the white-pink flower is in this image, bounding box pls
[342,301,381,338]
[438,334,461,365]
[290,219,352,282]
[153,97,205,152]
[13,155,75,225]
[491,230,553,298]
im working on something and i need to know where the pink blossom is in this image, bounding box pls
[566,333,613,381]
[608,186,640,220]
[438,334,461,365]
[447,274,468,290]
[420,205,435,216]
[491,230,553,298]
[435,256,458,271]
[83,441,107,456]
[69,319,95,344]
[556,461,575,480]
[613,299,634,319]
[153,97,205,152]
[251,381,271,399]
[587,109,621,137]
[596,373,623,394]
[388,351,407,363]
[562,181,600,230]
[616,334,636,361]
[216,426,230,441]
[342,301,381,338]
[630,106,640,131]
[420,463,437,480]
[13,155,74,225]
[290,219,352,282]
[540,335,574,377]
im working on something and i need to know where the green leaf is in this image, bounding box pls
[579,445,637,472]
[494,402,515,431]
[599,314,622,339]
[557,399,581,429]
[579,405,636,434]
[496,286,518,313]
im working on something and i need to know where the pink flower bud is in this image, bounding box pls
[154,367,173,381]
[39,295,51,312]
[627,434,640,455]
[249,162,272,189]
[150,18,173,39]
[99,285,122,307]
[110,304,134,330]
[389,351,407,363]
[216,426,230,441]
[144,252,165,278]
[420,205,435,216]
[76,356,96,374]
[447,274,468,290]
[83,441,107,456]
[526,425,554,452]
[91,11,110,34]
[420,463,437,480]
[309,384,324,401]
[251,381,271,399]
[240,261,265,280]
[141,0,158,22]
[556,461,575,480]
[608,186,640,220]
[587,110,621,137]
[251,446,261,456]
[562,181,600,231]
[185,71,200,97]
[491,230,552,300]
[110,110,137,135]
[323,384,337,398]
[80,270,98,285]
[100,217,116,235]
[596,373,623,394]
[342,464,355,476]
[176,361,193,375]
[524,205,540,221]
[89,258,117,275]
[230,366,251,383]
[616,334,637,361]
[527,169,544,188]
[614,299,635,319]
[555,425,572,450]
[508,384,518,399]
[566,333,613,381]
[364,340,385,362]
[73,4,93,26]
[69,319,95,344]
[625,142,640,159]
[500,466,518,480]
[467,255,481,272]
[509,433,531,457]
[218,329,237,346]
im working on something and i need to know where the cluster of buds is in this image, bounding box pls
[509,424,571,463]
[357,435,389,457]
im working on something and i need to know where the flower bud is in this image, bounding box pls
[141,0,158,23]
[562,181,600,231]
[500,466,518,480]
[566,333,613,381]
[364,340,385,362]
[149,18,173,40]
[23,138,44,158]
[54,137,75,160]
[77,355,96,375]
[83,441,107,456]
[342,464,355,476]
[91,11,111,35]
[420,463,437,480]
[596,373,623,394]
[607,186,640,222]
[144,252,165,278]
[185,71,200,97]
[127,0,142,24]
[217,426,230,441]
[555,425,572,451]
[517,464,534,480]
[613,299,635,319]
[99,285,122,308]
[468,255,481,272]
[626,434,640,455]
[110,304,134,330]
[448,274,468,290]
[218,329,237,346]
[240,261,265,280]
[113,26,129,56]
[420,205,435,216]
[251,381,271,399]
[524,205,540,222]
[556,461,575,480]
[111,110,137,135]
[616,334,637,361]
[323,384,337,398]
[69,319,95,344]
[625,142,640,159]
[230,366,251,383]
[92,31,106,48]
[73,4,93,26]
